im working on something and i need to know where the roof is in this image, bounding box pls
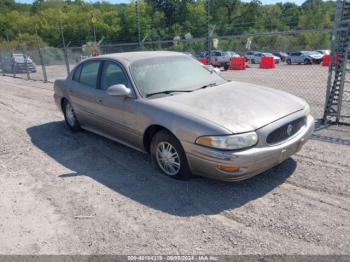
[97,51,186,65]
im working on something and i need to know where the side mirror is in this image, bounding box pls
[106,84,132,97]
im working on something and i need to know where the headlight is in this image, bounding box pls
[196,132,258,150]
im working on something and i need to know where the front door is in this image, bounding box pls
[93,61,142,149]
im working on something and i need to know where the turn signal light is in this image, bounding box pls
[217,165,240,172]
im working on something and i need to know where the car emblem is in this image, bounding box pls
[287,124,293,136]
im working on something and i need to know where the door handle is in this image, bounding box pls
[96,97,103,104]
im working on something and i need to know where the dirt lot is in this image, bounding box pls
[0,76,350,255]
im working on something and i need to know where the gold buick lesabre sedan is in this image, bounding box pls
[53,51,314,181]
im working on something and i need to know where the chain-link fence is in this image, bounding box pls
[0,31,331,120]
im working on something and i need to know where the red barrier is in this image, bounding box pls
[198,57,208,65]
[322,55,330,66]
[229,57,246,70]
[260,56,275,69]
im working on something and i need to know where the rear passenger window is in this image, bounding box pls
[72,64,82,82]
[79,61,101,88]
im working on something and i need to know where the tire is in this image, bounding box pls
[62,99,81,132]
[223,64,229,71]
[304,59,311,65]
[287,59,292,65]
[251,59,255,64]
[150,130,191,180]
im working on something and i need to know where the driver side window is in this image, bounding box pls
[100,61,129,90]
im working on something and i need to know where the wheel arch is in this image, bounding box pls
[60,97,67,112]
[143,124,177,153]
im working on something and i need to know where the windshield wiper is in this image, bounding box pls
[195,82,217,91]
[146,83,218,98]
[146,90,193,98]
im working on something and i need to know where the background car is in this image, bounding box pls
[223,51,240,58]
[1,53,37,73]
[286,51,324,65]
[251,52,281,64]
[244,51,257,62]
[200,50,231,70]
[273,52,288,62]
[316,49,330,55]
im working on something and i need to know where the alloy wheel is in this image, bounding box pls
[155,141,181,176]
[65,102,76,127]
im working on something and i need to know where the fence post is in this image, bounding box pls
[63,46,70,75]
[22,47,30,80]
[0,50,5,76]
[11,49,16,78]
[39,48,48,82]
[35,25,48,83]
[60,24,70,76]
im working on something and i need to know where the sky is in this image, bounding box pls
[15,0,307,6]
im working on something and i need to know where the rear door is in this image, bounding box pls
[68,60,102,128]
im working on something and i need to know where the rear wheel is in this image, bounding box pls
[62,99,81,132]
[151,130,191,180]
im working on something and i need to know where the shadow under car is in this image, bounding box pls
[26,121,297,217]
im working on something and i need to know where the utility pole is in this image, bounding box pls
[91,14,98,56]
[206,0,211,64]
[136,0,142,49]
[92,14,97,44]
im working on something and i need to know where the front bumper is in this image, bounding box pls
[311,58,322,64]
[184,113,315,181]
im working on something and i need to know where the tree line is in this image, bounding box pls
[0,0,336,52]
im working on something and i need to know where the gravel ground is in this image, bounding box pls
[0,76,350,255]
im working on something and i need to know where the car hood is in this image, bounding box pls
[150,81,307,134]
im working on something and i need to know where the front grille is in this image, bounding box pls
[266,117,306,144]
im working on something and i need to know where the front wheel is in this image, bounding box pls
[63,99,81,132]
[151,130,191,180]
[304,59,311,65]
[287,59,291,65]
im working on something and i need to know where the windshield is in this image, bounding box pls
[263,53,274,56]
[304,51,320,55]
[130,56,226,97]
[223,51,236,57]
